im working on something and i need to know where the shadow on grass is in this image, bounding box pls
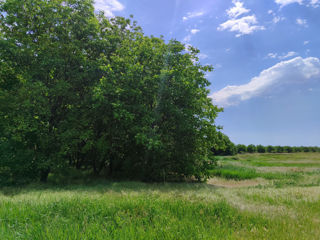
[0,177,220,197]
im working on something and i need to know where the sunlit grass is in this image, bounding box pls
[209,164,302,182]
[1,152,320,239]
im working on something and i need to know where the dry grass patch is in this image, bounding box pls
[207,177,268,188]
[240,186,320,203]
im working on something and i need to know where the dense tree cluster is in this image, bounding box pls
[0,0,223,184]
[211,132,237,156]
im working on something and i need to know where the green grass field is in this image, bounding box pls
[1,153,320,239]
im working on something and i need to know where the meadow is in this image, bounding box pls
[1,152,320,239]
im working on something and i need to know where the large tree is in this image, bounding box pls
[0,0,101,183]
[0,0,221,184]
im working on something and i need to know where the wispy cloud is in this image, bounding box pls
[267,51,298,60]
[227,0,250,18]
[183,29,200,43]
[183,35,191,42]
[309,0,320,7]
[198,53,208,59]
[182,11,204,21]
[268,9,285,24]
[210,57,320,107]
[275,0,319,8]
[272,16,285,23]
[94,0,124,17]
[275,0,303,7]
[281,51,298,59]
[267,53,278,59]
[296,18,308,27]
[304,40,310,45]
[218,15,265,37]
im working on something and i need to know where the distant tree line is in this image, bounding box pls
[0,0,223,185]
[212,138,320,156]
[236,145,320,154]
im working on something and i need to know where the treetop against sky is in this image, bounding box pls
[97,0,320,146]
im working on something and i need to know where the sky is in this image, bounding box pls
[94,0,320,146]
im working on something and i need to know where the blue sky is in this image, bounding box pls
[94,0,320,146]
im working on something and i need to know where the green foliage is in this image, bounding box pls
[246,145,320,154]
[247,144,256,153]
[256,145,266,153]
[266,145,275,153]
[0,0,221,184]
[0,139,39,185]
[236,144,247,154]
[211,132,237,156]
[283,146,291,153]
[274,146,284,153]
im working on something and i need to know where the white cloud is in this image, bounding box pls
[280,51,297,59]
[273,16,280,23]
[275,0,319,8]
[182,29,200,43]
[275,0,303,7]
[210,57,320,107]
[198,53,208,59]
[94,0,124,17]
[267,51,298,60]
[227,1,250,18]
[272,16,285,23]
[218,1,264,37]
[218,15,265,37]
[296,18,308,27]
[304,40,310,45]
[190,29,200,34]
[267,53,278,59]
[268,9,285,23]
[309,0,320,7]
[182,11,204,21]
[183,35,191,42]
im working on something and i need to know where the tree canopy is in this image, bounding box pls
[0,0,222,184]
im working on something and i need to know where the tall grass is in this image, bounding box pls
[0,183,273,239]
[0,182,319,240]
[1,153,320,239]
[209,165,301,181]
